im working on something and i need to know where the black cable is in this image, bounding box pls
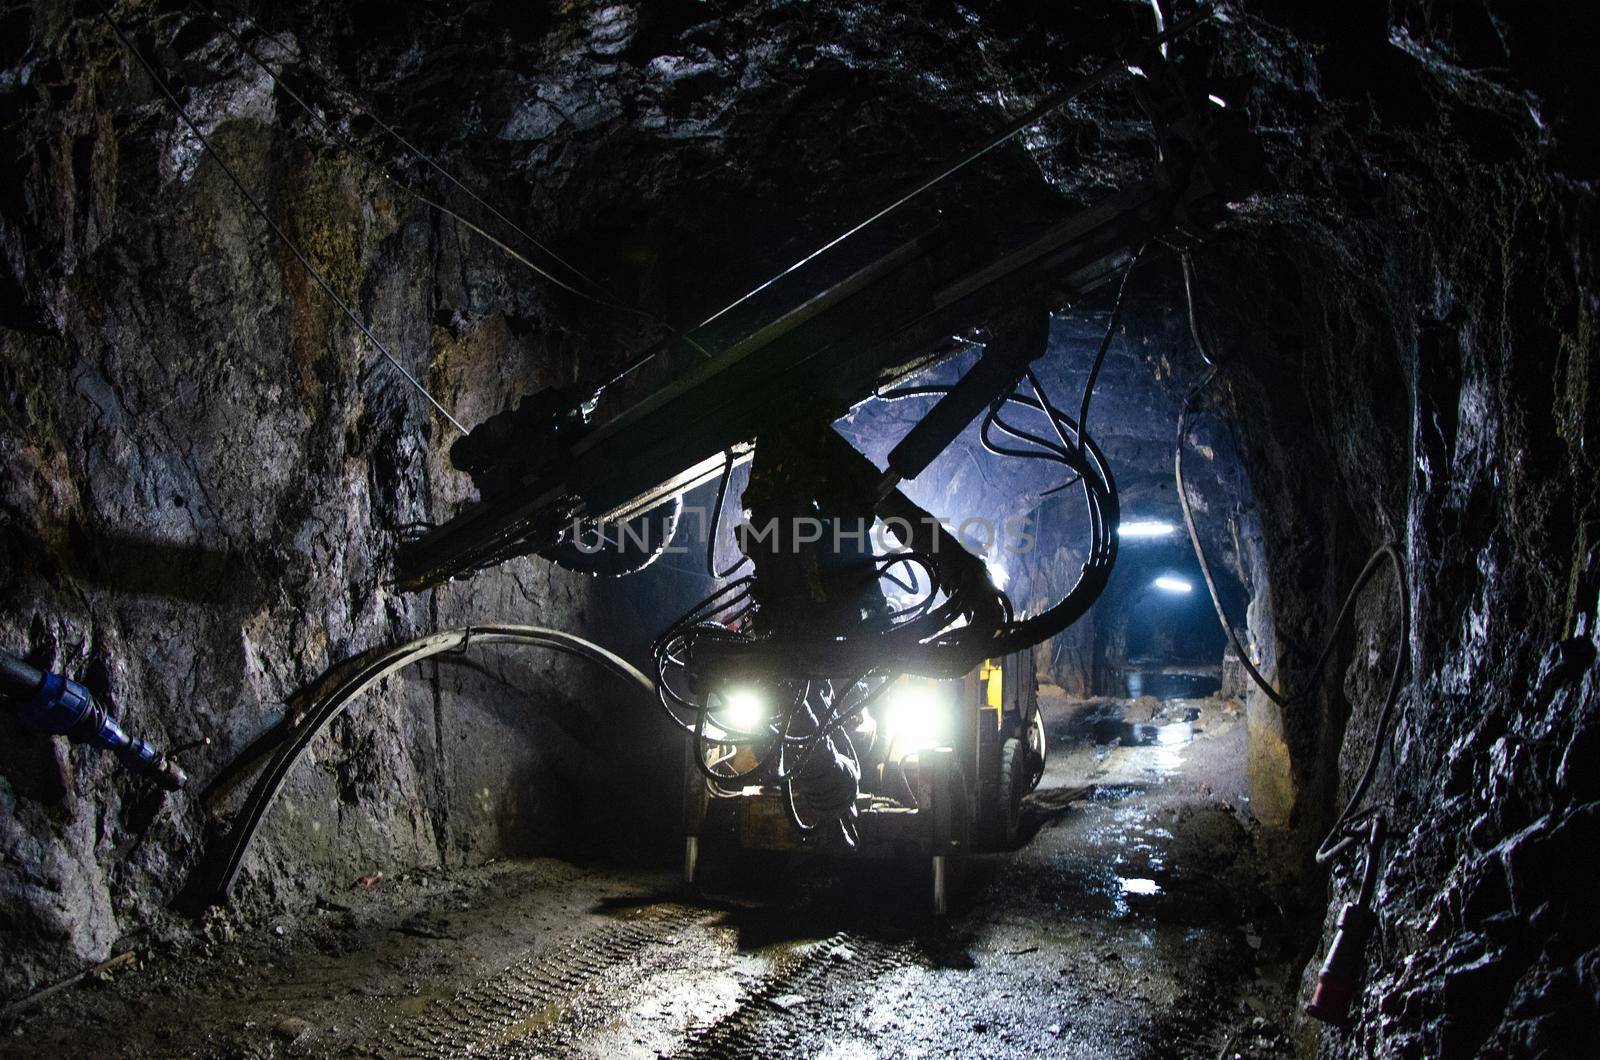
[657,372,1118,840]
[1039,473,1084,497]
[1179,249,1215,366]
[209,8,631,314]
[1173,254,1410,866]
[1078,242,1147,450]
[658,382,1114,690]
[1174,356,1407,716]
[206,4,714,380]
[600,9,1220,393]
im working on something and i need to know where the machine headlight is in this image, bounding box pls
[709,685,770,737]
[886,681,952,753]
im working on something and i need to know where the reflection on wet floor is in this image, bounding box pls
[636,690,1299,1059]
[15,690,1299,1060]
[1124,668,1222,699]
[1066,699,1204,749]
[470,690,1298,1058]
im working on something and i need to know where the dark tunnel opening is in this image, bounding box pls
[0,1,1595,1057]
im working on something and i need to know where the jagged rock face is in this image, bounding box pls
[1189,5,1597,1054]
[0,0,1595,1054]
[0,0,704,994]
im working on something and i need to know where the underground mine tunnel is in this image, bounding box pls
[0,0,1595,1056]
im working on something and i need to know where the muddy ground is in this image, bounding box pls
[1,689,1305,1058]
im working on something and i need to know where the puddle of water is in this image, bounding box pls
[1087,784,1144,803]
[394,995,436,1016]
[1155,723,1192,745]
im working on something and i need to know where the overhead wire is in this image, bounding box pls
[1179,248,1214,365]
[95,0,467,433]
[599,6,1219,394]
[1078,243,1147,450]
[203,5,709,359]
[216,6,604,299]
[1173,251,1410,865]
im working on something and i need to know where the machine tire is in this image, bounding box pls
[1025,707,1047,793]
[998,736,1025,846]
[976,736,1026,850]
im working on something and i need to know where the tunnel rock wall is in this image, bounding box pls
[1,0,1165,996]
[0,1,657,996]
[1195,2,1598,1054]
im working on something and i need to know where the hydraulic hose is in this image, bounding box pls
[194,625,653,905]
[1176,376,1408,714]
[0,652,39,695]
[0,650,188,791]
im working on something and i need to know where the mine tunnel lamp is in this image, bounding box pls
[709,685,771,737]
[886,681,953,756]
[1153,575,1194,594]
[1118,519,1176,538]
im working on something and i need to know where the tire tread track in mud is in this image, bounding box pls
[368,905,703,1058]
[669,933,917,1060]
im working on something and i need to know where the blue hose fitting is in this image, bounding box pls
[7,663,187,791]
[17,670,97,735]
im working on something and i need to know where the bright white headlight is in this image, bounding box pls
[713,686,770,736]
[886,682,950,752]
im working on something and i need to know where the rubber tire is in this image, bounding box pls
[998,736,1025,847]
[976,736,1026,851]
[1025,707,1047,793]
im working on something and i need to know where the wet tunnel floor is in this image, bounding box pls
[6,692,1302,1058]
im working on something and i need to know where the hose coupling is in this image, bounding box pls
[3,653,188,791]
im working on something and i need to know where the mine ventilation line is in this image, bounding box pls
[670,934,916,1060]
[94,0,467,434]
[376,907,702,1059]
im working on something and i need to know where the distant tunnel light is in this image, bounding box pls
[1208,93,1229,108]
[1119,519,1176,539]
[1153,575,1194,594]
